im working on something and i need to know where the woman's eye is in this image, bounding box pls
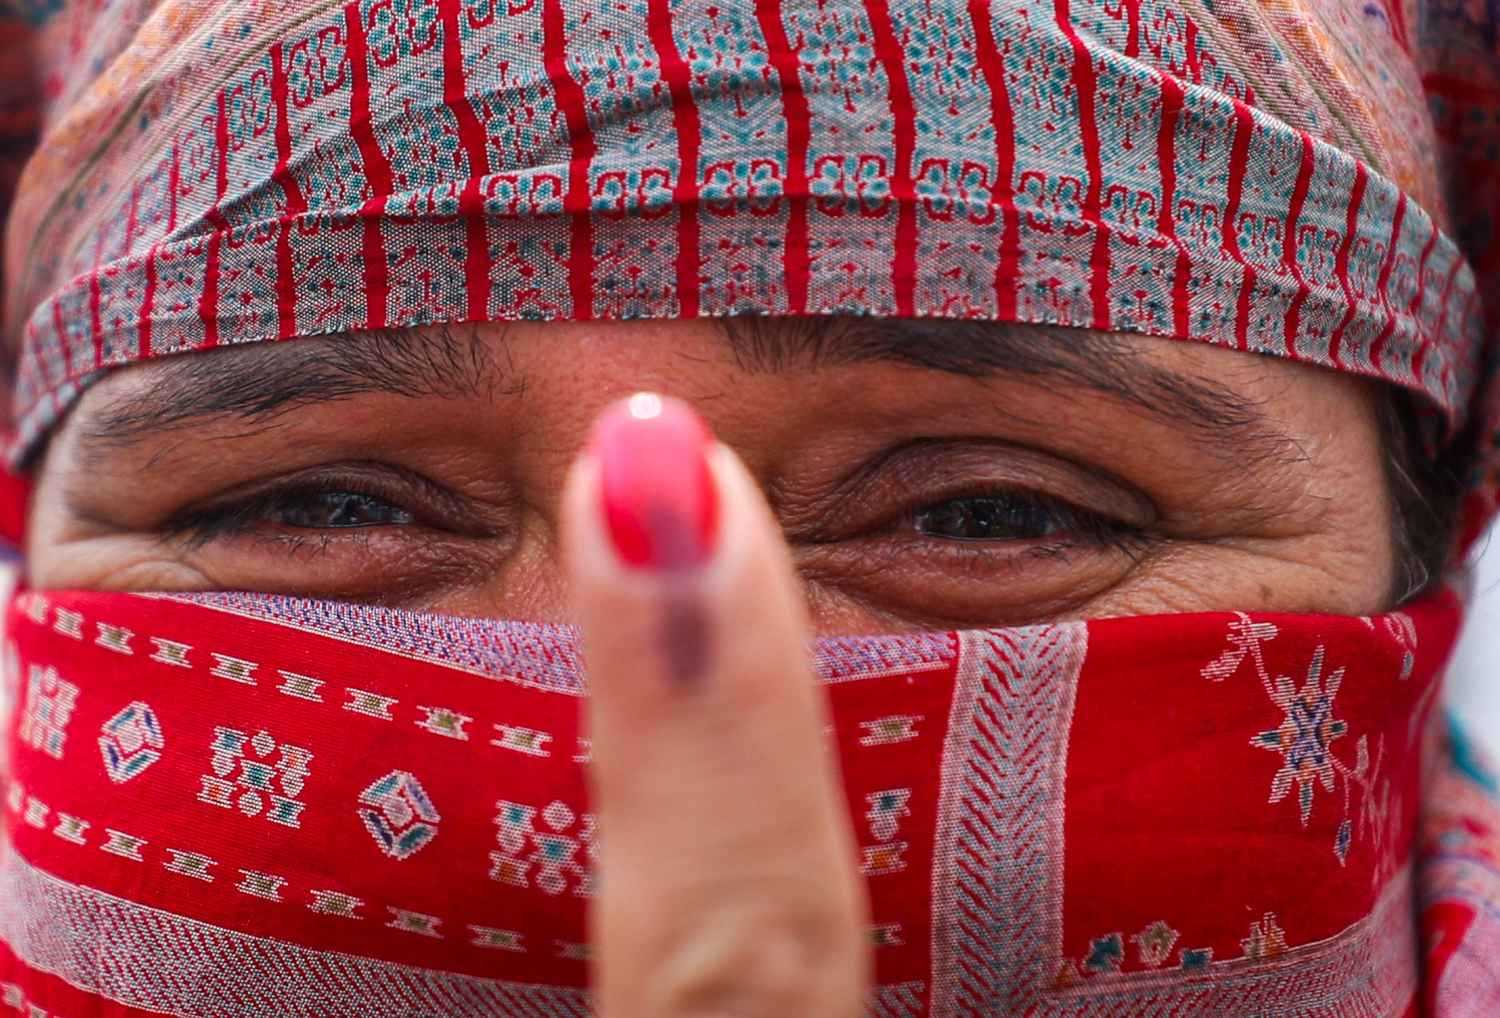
[269,491,414,529]
[912,494,1082,542]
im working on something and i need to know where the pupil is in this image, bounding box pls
[279,492,412,528]
[914,496,1065,541]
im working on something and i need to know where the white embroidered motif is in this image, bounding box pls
[19,664,79,760]
[491,723,552,757]
[859,788,912,876]
[51,608,83,640]
[209,653,258,685]
[51,813,89,846]
[94,622,134,655]
[101,829,147,861]
[387,908,443,938]
[98,701,164,783]
[237,869,288,901]
[21,797,47,829]
[344,688,398,720]
[19,594,48,625]
[489,799,596,896]
[858,714,923,746]
[163,849,216,881]
[148,637,192,668]
[469,926,526,951]
[198,727,312,828]
[358,770,441,860]
[276,671,324,702]
[416,705,471,740]
[308,890,364,919]
[1204,615,1394,867]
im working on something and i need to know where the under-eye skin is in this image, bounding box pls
[144,462,485,550]
[133,440,1157,622]
[773,441,1162,623]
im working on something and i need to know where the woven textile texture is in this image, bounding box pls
[1,0,1498,529]
[3,585,1499,1016]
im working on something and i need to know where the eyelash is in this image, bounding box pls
[907,491,1150,559]
[160,477,428,550]
[160,475,1151,563]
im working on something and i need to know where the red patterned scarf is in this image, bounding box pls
[3,587,1498,1016]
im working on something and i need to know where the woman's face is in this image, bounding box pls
[22,318,1395,633]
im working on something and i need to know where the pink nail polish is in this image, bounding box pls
[591,393,719,571]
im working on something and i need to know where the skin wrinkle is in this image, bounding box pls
[720,318,1298,471]
[79,324,513,450]
[25,318,1417,625]
[75,319,1300,475]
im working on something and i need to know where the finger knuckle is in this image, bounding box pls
[652,902,865,1018]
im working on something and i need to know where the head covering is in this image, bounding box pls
[1,0,1495,473]
[2,1,1500,1016]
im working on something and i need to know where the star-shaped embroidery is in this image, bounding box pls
[1251,646,1347,825]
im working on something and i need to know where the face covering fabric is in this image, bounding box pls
[0,585,1496,1017]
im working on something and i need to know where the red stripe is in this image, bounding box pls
[87,271,103,367]
[138,247,157,360]
[1221,102,1255,349]
[1281,132,1315,357]
[969,0,1019,321]
[863,0,918,317]
[345,2,393,329]
[122,185,140,258]
[87,232,104,368]
[197,91,231,348]
[1156,72,1190,338]
[440,0,495,322]
[646,0,702,317]
[1327,163,1368,368]
[542,0,596,320]
[167,143,180,233]
[755,0,810,315]
[1185,19,1202,84]
[199,234,223,347]
[1056,0,1111,329]
[1387,0,1411,53]
[270,42,307,340]
[1122,0,1141,57]
[1368,193,1407,372]
[51,300,72,380]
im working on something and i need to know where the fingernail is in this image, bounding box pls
[591,393,719,571]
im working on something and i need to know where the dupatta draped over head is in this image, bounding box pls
[2,1,1500,1015]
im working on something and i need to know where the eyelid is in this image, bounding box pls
[776,439,1158,542]
[155,462,502,545]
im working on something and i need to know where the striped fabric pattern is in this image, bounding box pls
[0,0,1487,470]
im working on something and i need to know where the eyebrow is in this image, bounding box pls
[73,316,1291,460]
[78,324,510,443]
[721,317,1287,453]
